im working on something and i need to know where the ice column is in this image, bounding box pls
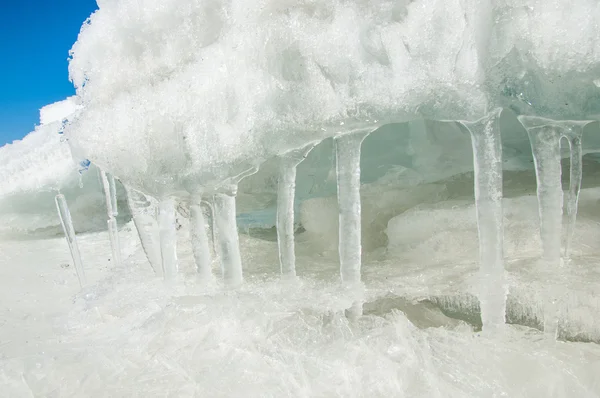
[518,116,590,338]
[125,187,163,277]
[277,144,316,277]
[213,186,243,286]
[460,108,506,332]
[158,197,178,282]
[55,194,86,288]
[190,194,213,280]
[100,170,121,267]
[213,167,259,287]
[563,131,588,260]
[334,131,370,285]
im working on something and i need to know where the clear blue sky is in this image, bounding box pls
[0,1,98,145]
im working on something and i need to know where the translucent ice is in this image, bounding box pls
[190,195,213,280]
[335,131,371,285]
[276,144,316,277]
[55,194,86,288]
[459,109,506,333]
[125,186,162,276]
[100,170,121,267]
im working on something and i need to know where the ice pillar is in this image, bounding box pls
[100,170,122,267]
[55,194,86,288]
[334,131,370,285]
[518,116,590,339]
[460,108,506,332]
[564,135,584,260]
[158,197,178,282]
[190,194,213,280]
[213,187,243,286]
[277,144,316,277]
[125,187,163,277]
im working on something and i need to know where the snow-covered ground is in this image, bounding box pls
[1,188,600,396]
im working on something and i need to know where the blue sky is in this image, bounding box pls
[0,1,98,146]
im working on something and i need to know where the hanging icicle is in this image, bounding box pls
[214,187,243,286]
[55,194,86,288]
[125,186,163,276]
[518,116,592,339]
[100,170,122,267]
[190,193,213,280]
[334,131,370,285]
[277,143,316,278]
[459,108,506,333]
[158,197,178,282]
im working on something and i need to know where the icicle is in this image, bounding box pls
[213,186,243,286]
[125,186,163,277]
[211,166,259,287]
[100,170,121,267]
[158,197,178,282]
[459,108,506,333]
[564,134,583,260]
[190,194,213,280]
[55,194,86,288]
[277,144,316,277]
[334,131,370,285]
[518,116,591,339]
[202,199,219,258]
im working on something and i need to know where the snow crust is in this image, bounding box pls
[0,98,129,238]
[65,0,600,195]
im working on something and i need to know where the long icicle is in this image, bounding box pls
[55,194,86,288]
[277,144,316,278]
[125,187,163,277]
[190,194,213,281]
[518,116,590,339]
[334,130,371,319]
[100,170,122,267]
[335,131,370,284]
[213,186,243,286]
[564,133,584,260]
[158,197,178,282]
[460,108,506,333]
[521,118,563,340]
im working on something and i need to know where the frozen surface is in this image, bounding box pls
[1,212,600,396]
[3,0,600,394]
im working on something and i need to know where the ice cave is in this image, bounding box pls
[1,0,600,396]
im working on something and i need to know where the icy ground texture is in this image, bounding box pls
[1,212,600,396]
[65,0,600,195]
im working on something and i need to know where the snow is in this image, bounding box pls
[2,0,600,395]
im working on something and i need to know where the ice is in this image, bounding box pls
[459,108,506,333]
[125,186,163,276]
[519,116,595,338]
[213,190,243,286]
[335,131,371,285]
[189,194,213,280]
[3,0,600,394]
[54,194,86,288]
[158,198,178,282]
[100,170,121,267]
[276,144,316,277]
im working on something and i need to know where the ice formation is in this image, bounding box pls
[56,0,600,334]
[3,0,600,394]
